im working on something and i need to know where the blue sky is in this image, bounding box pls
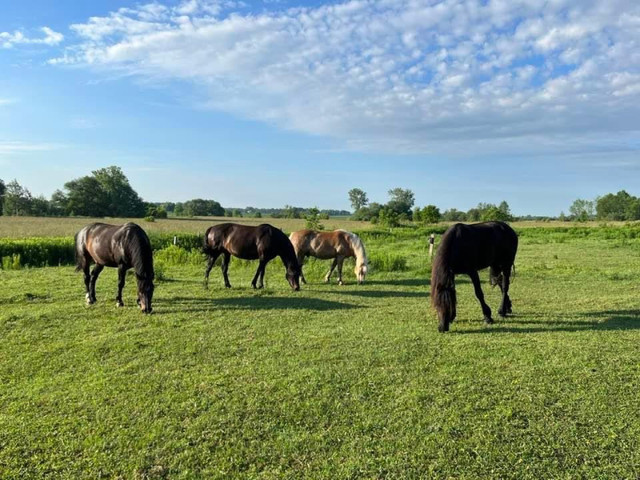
[1,0,639,215]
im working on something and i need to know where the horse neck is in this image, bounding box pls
[347,233,367,267]
[130,236,154,280]
[278,236,298,268]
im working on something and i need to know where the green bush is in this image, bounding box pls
[154,245,204,266]
[0,237,75,268]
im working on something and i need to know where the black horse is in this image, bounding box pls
[431,221,518,332]
[75,223,155,313]
[203,223,301,290]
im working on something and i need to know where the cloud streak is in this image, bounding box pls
[1,27,63,49]
[51,0,640,156]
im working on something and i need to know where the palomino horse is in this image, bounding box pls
[431,221,518,332]
[289,229,368,285]
[75,223,155,313]
[203,223,301,290]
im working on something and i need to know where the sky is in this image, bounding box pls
[1,0,639,215]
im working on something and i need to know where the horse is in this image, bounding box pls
[203,223,301,290]
[289,229,368,285]
[431,221,518,332]
[75,223,155,313]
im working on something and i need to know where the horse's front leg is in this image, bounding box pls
[325,258,338,283]
[221,252,232,288]
[469,270,492,324]
[116,265,127,307]
[336,257,345,285]
[252,260,267,289]
[89,264,104,304]
[498,268,512,317]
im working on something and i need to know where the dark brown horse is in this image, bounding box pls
[431,221,518,332]
[203,223,301,290]
[75,223,155,313]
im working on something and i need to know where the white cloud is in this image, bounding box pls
[51,0,640,156]
[1,26,63,48]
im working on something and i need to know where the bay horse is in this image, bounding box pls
[75,223,155,313]
[289,229,368,285]
[203,223,301,290]
[431,221,518,332]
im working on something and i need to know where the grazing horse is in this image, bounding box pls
[289,229,368,285]
[431,221,518,332]
[203,223,301,290]
[75,223,155,313]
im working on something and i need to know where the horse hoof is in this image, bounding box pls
[116,302,124,308]
[498,309,507,317]
[484,317,494,324]
[338,281,344,286]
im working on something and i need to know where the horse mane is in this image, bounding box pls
[125,224,154,282]
[338,230,368,268]
[430,228,456,319]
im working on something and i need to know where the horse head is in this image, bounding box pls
[136,274,154,313]
[285,262,301,291]
[355,260,368,285]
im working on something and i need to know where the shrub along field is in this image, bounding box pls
[1,220,640,478]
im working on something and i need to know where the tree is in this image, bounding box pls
[480,206,512,222]
[415,205,441,224]
[596,190,637,221]
[92,166,146,217]
[348,188,369,211]
[378,207,400,228]
[283,205,301,219]
[31,196,52,216]
[568,199,594,221]
[50,190,68,216]
[387,188,415,217]
[442,208,466,221]
[2,180,32,216]
[304,207,325,230]
[64,176,110,216]
[183,199,225,216]
[0,179,5,216]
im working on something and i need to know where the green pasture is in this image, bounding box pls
[1,222,640,478]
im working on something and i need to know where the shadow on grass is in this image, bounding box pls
[160,295,360,313]
[365,278,429,287]
[330,289,426,299]
[454,309,640,334]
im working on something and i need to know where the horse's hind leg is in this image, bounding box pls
[116,265,127,307]
[89,264,104,304]
[204,251,221,289]
[252,260,267,289]
[221,252,232,288]
[336,257,345,285]
[298,254,307,285]
[469,270,492,324]
[325,258,338,283]
[82,263,92,305]
[498,267,512,317]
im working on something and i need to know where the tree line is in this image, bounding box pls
[348,188,514,227]
[0,167,226,219]
[566,191,640,221]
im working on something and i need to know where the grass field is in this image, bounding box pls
[1,219,640,478]
[0,215,374,238]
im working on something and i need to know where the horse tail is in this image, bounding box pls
[202,226,215,256]
[430,229,456,320]
[74,229,87,272]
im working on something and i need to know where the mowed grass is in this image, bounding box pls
[1,232,640,478]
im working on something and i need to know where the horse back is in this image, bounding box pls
[444,222,517,273]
